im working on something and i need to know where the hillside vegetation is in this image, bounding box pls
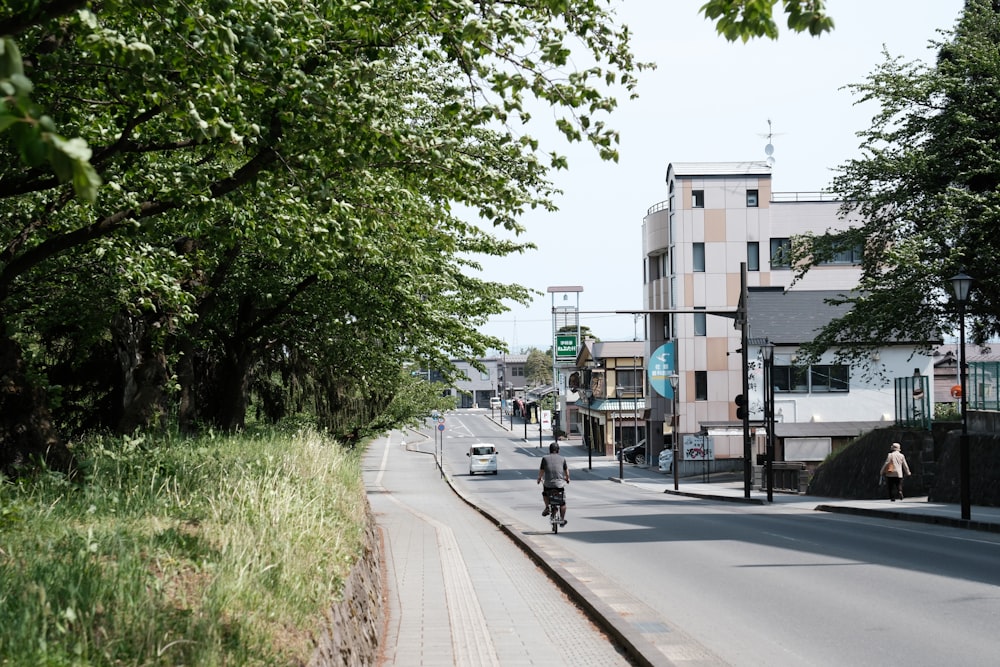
[0,426,366,665]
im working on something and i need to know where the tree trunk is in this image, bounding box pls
[175,335,199,435]
[113,312,170,434]
[0,333,74,476]
[211,345,253,432]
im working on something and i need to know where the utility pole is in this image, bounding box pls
[739,263,751,499]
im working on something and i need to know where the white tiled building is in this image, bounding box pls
[642,161,934,472]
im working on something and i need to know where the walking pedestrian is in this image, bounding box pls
[880,442,911,501]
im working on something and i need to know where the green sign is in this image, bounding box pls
[555,334,577,360]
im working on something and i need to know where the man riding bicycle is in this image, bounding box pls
[537,442,569,526]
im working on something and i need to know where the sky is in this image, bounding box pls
[472,0,966,354]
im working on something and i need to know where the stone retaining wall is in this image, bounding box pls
[310,502,384,667]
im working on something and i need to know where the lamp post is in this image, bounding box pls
[668,373,680,491]
[951,271,973,521]
[633,355,640,465]
[761,340,775,503]
[585,387,593,471]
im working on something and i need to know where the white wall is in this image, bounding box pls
[748,346,934,425]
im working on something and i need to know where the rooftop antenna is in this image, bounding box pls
[760,118,783,167]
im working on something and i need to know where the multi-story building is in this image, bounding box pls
[642,161,934,474]
[573,339,646,456]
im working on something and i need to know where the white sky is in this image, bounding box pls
[472,0,966,353]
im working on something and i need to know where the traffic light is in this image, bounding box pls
[734,394,747,420]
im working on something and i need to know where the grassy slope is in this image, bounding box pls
[0,426,367,665]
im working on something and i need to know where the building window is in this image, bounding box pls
[693,242,705,272]
[512,366,524,377]
[770,237,792,268]
[692,190,704,208]
[747,241,760,271]
[617,368,643,395]
[694,371,708,401]
[694,308,707,336]
[747,189,759,207]
[772,365,808,393]
[773,364,849,393]
[818,243,864,266]
[810,365,850,392]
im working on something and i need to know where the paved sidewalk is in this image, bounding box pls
[366,431,646,667]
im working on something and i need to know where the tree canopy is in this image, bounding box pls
[792,0,997,364]
[0,1,840,473]
[700,0,834,42]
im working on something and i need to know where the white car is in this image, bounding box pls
[489,397,502,410]
[658,448,674,473]
[467,445,498,475]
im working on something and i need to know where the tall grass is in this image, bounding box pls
[0,427,367,665]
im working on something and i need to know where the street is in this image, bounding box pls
[371,409,1000,666]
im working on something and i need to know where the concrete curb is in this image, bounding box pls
[663,488,766,505]
[814,504,1000,533]
[442,467,679,667]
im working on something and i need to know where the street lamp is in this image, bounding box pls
[668,373,680,491]
[584,389,590,470]
[761,340,775,503]
[951,271,973,521]
[633,355,640,466]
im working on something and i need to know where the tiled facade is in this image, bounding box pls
[642,162,931,469]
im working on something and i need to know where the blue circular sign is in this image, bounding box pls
[648,341,676,398]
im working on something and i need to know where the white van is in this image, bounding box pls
[467,445,498,475]
[489,396,502,410]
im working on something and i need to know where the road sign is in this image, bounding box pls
[555,334,577,360]
[649,341,676,398]
[437,423,445,431]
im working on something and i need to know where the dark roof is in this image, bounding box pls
[776,421,887,438]
[933,343,1000,366]
[746,288,851,345]
[576,339,645,366]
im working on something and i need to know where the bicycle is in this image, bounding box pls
[545,487,566,533]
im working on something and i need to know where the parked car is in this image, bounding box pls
[467,445,498,475]
[617,440,646,465]
[658,448,673,473]
[489,397,502,410]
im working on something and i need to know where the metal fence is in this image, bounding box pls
[895,374,930,430]
[969,361,1000,411]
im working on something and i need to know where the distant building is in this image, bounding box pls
[446,354,527,409]
[641,161,936,473]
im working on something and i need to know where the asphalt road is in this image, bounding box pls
[436,410,1000,667]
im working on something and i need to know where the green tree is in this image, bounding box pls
[0,1,645,473]
[791,0,998,366]
[700,0,834,41]
[0,0,842,474]
[524,347,553,386]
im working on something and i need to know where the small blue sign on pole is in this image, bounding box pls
[437,423,445,431]
[649,341,676,398]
